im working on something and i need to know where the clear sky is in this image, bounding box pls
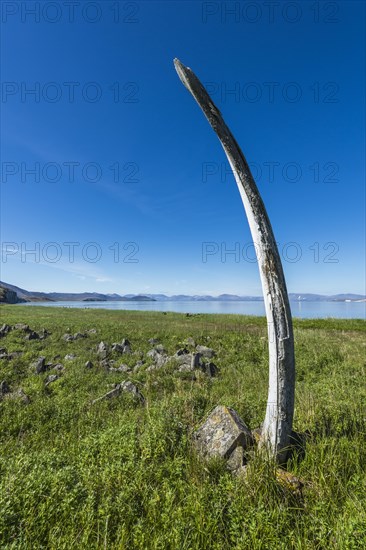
[1,0,365,296]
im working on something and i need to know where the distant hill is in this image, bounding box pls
[0,282,364,304]
[0,282,156,303]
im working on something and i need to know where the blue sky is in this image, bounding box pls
[1,0,365,295]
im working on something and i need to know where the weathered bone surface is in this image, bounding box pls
[174,58,295,463]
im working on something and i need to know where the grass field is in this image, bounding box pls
[0,305,365,549]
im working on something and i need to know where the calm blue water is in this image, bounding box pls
[19,300,366,319]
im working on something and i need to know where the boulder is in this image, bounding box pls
[192,406,253,468]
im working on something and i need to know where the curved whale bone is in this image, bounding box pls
[174,58,295,463]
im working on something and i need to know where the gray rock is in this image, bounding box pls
[192,405,253,463]
[87,328,97,334]
[147,348,160,360]
[115,364,131,373]
[97,341,109,359]
[45,374,58,386]
[175,348,189,357]
[112,343,124,353]
[201,362,218,377]
[195,345,215,358]
[155,344,165,354]
[191,353,203,368]
[0,324,12,336]
[100,359,114,369]
[0,380,10,395]
[25,331,40,341]
[226,446,245,473]
[53,363,65,372]
[121,338,131,347]
[148,338,159,345]
[14,323,30,331]
[176,353,193,365]
[85,360,93,369]
[178,364,195,373]
[34,356,46,374]
[73,332,86,339]
[64,354,76,361]
[63,334,74,341]
[39,328,50,339]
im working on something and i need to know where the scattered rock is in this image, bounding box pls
[97,341,109,359]
[39,328,50,339]
[25,331,40,341]
[196,345,215,358]
[45,374,59,386]
[192,406,253,469]
[53,363,65,372]
[178,364,195,373]
[175,348,189,357]
[34,356,46,374]
[147,348,160,360]
[201,362,218,377]
[0,324,12,337]
[87,328,97,334]
[191,352,203,368]
[111,343,125,353]
[63,334,75,342]
[154,344,165,354]
[14,323,30,331]
[85,360,93,369]
[175,353,193,365]
[74,332,86,339]
[148,338,159,345]
[100,359,114,370]
[64,354,76,361]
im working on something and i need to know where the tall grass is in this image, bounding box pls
[0,306,365,548]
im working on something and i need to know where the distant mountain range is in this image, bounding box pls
[0,281,365,304]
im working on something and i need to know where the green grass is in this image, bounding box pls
[0,305,365,549]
